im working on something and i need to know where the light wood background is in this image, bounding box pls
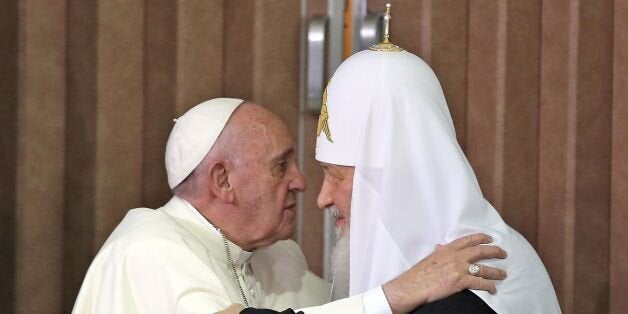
[1,1,625,313]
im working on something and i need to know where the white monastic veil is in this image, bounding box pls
[315,50,560,313]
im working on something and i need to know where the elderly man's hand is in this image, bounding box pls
[382,233,507,314]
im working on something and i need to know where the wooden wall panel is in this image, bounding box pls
[430,0,468,148]
[15,1,66,313]
[501,0,541,244]
[252,1,301,137]
[573,1,613,313]
[63,0,98,310]
[143,0,177,208]
[611,2,628,313]
[94,0,144,249]
[0,1,18,312]
[466,0,506,210]
[224,0,255,100]
[64,0,145,310]
[538,0,576,311]
[175,0,224,114]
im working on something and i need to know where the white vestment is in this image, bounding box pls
[73,196,365,313]
[316,49,561,313]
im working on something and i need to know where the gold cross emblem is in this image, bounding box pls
[317,87,333,142]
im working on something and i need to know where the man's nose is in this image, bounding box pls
[316,180,332,209]
[289,167,307,192]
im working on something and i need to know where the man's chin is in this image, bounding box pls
[280,214,297,238]
[262,224,296,247]
[282,223,296,240]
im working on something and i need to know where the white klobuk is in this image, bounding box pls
[315,49,561,313]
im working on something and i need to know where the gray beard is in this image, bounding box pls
[330,229,350,301]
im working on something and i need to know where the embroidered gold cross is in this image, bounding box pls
[317,87,333,142]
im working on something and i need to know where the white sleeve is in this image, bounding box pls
[297,294,363,314]
[362,286,392,314]
[297,286,392,314]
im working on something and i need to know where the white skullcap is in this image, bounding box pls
[165,98,243,189]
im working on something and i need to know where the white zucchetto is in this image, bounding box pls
[165,98,243,189]
[316,49,561,313]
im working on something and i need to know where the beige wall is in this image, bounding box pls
[0,1,626,313]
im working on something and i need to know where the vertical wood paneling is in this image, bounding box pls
[64,0,145,310]
[611,2,628,313]
[143,0,177,208]
[252,0,301,133]
[466,0,506,209]
[573,1,613,312]
[94,0,144,248]
[224,0,254,100]
[0,0,18,312]
[501,0,541,244]
[392,0,423,57]
[538,0,576,311]
[15,1,66,313]
[418,0,431,62]
[175,0,224,114]
[63,0,98,310]
[430,0,468,149]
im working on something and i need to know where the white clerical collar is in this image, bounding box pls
[180,198,254,265]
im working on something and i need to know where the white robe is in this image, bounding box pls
[315,49,561,313]
[73,196,364,313]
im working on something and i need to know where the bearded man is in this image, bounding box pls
[73,98,507,314]
[314,14,561,314]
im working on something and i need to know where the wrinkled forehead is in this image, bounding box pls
[226,104,295,161]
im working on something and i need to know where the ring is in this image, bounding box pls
[468,264,481,276]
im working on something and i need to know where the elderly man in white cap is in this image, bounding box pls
[316,5,561,314]
[72,95,508,313]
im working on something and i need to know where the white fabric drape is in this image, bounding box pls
[315,50,561,313]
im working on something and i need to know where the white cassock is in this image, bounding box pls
[72,196,367,313]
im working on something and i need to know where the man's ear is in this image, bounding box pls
[209,162,235,203]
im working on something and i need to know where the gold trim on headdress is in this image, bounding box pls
[369,3,404,52]
[317,86,333,142]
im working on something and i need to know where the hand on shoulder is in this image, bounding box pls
[382,233,507,313]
